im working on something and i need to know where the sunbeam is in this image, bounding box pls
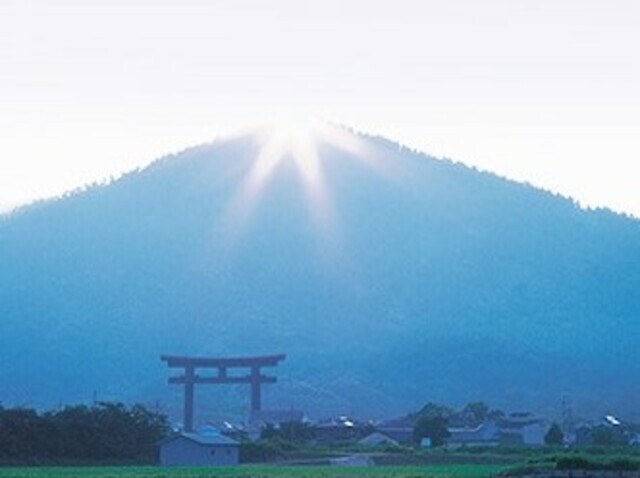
[221,120,365,240]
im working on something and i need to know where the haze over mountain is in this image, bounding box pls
[1,124,639,422]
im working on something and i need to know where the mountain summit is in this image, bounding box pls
[1,124,639,419]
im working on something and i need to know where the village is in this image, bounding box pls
[160,402,640,467]
[158,353,640,467]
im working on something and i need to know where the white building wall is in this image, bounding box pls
[521,423,547,446]
[160,437,239,466]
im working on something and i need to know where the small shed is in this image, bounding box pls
[160,432,239,466]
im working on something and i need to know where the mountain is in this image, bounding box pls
[1,124,639,421]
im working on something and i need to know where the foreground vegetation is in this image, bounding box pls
[0,464,506,478]
[1,450,639,477]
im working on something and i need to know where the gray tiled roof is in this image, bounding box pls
[175,432,239,446]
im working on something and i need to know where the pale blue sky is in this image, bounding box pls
[1,0,639,216]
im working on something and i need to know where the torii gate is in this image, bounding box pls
[161,354,286,432]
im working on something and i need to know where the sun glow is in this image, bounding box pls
[221,117,371,247]
[259,118,323,186]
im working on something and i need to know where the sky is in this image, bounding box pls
[1,0,639,216]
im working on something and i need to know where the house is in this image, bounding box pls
[206,421,248,442]
[359,431,400,447]
[499,412,543,429]
[159,431,239,466]
[497,412,548,446]
[500,421,548,446]
[375,416,415,445]
[574,416,634,446]
[448,421,500,447]
[375,426,414,445]
[315,416,371,445]
[245,409,305,441]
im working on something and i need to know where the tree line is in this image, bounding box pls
[0,402,169,465]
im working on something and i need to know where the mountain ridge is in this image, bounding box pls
[1,126,639,421]
[3,127,634,222]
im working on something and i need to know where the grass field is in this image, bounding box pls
[0,464,508,478]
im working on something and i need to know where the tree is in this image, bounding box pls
[462,402,490,425]
[410,402,452,447]
[414,402,453,420]
[487,408,506,421]
[544,422,564,446]
[591,425,616,447]
[260,421,317,450]
[413,415,450,447]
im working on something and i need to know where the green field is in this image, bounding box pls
[0,465,507,478]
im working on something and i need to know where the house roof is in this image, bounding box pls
[448,421,499,443]
[164,432,239,446]
[359,431,400,446]
[376,426,414,443]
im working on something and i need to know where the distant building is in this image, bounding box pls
[159,432,239,466]
[359,431,400,447]
[448,421,500,447]
[499,422,547,446]
[499,412,543,428]
[497,412,548,446]
[420,437,432,448]
[244,409,305,441]
[315,416,371,445]
[375,416,415,445]
[205,421,248,442]
[573,415,634,446]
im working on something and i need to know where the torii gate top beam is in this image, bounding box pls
[161,354,286,368]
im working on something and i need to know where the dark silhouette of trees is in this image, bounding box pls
[544,422,564,446]
[0,402,169,465]
[413,415,450,446]
[461,402,490,425]
[591,425,618,447]
[411,403,452,446]
[260,421,317,445]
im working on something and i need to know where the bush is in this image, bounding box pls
[556,456,640,471]
[239,439,287,463]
